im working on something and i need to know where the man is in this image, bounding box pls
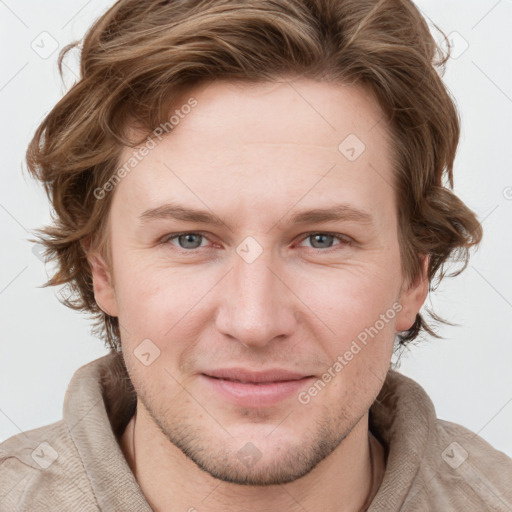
[1,0,511,510]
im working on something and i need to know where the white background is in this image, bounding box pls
[1,0,511,458]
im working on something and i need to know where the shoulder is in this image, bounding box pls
[408,418,512,510]
[371,370,512,511]
[0,420,99,512]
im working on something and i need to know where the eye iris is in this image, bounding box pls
[310,234,334,249]
[179,234,202,249]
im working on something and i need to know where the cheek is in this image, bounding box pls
[307,256,401,379]
[112,253,213,349]
[318,264,400,334]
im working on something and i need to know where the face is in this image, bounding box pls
[90,78,427,485]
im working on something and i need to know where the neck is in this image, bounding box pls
[120,400,385,512]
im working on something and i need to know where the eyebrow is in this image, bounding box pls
[138,202,375,229]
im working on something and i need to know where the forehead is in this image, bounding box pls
[113,78,396,230]
[159,78,390,154]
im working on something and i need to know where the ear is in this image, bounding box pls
[80,239,119,317]
[394,253,429,332]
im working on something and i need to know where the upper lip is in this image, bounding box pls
[203,368,312,383]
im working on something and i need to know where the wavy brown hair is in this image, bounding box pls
[26,0,483,352]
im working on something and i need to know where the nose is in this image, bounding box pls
[214,244,299,349]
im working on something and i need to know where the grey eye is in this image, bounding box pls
[307,234,336,249]
[175,233,204,249]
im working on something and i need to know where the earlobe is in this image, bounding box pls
[81,240,119,317]
[395,254,429,332]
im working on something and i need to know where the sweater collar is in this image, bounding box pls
[64,352,437,511]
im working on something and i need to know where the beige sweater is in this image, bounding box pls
[1,352,511,511]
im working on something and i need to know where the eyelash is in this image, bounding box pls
[159,231,353,254]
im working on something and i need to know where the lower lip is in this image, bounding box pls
[200,374,314,407]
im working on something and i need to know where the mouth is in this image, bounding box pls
[200,369,315,407]
[202,367,312,383]
[206,376,306,384]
